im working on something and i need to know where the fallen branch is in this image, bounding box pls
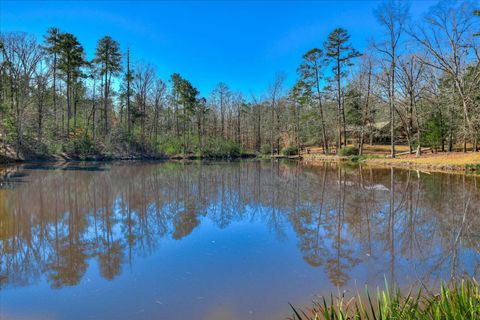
[388,147,432,157]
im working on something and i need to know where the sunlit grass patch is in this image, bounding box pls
[371,152,480,165]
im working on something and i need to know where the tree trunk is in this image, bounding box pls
[93,79,96,145]
[270,102,274,157]
[315,72,328,155]
[390,42,396,158]
[67,73,71,139]
[359,61,372,156]
[463,111,467,153]
[53,53,57,135]
[390,68,396,158]
[38,101,43,145]
[73,82,77,134]
[336,48,343,150]
[220,92,225,139]
[104,61,109,135]
[127,49,131,137]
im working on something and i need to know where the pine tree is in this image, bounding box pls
[43,27,62,134]
[57,32,85,139]
[171,73,198,155]
[94,36,122,136]
[324,28,361,148]
[298,48,329,154]
[125,48,133,137]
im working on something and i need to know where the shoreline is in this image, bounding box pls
[363,159,478,173]
[2,150,479,175]
[301,152,480,174]
[0,152,258,165]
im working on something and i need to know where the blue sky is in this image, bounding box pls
[1,0,437,97]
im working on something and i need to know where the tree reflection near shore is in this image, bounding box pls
[0,161,479,291]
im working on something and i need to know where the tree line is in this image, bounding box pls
[0,0,479,159]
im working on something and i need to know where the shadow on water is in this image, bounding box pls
[0,162,107,189]
[0,169,28,189]
[22,163,107,172]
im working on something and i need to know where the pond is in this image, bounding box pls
[0,161,479,320]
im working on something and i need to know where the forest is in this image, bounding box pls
[0,0,479,160]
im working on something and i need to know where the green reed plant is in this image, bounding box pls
[290,279,480,320]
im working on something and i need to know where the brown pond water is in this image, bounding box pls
[0,161,479,320]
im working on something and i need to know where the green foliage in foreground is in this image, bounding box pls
[199,138,243,158]
[338,146,359,157]
[465,164,480,172]
[290,279,480,320]
[346,154,382,163]
[281,145,299,156]
[157,135,245,158]
[63,134,96,156]
[261,144,272,155]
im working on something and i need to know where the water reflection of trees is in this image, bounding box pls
[0,162,479,289]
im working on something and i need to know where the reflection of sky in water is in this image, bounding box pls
[0,161,479,319]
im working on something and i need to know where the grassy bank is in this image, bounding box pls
[302,145,480,173]
[290,279,480,320]
[365,152,480,172]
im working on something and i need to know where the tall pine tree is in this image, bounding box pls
[324,28,360,148]
[44,27,62,135]
[94,36,122,136]
[57,32,85,139]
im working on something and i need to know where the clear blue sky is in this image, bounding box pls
[1,0,436,97]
